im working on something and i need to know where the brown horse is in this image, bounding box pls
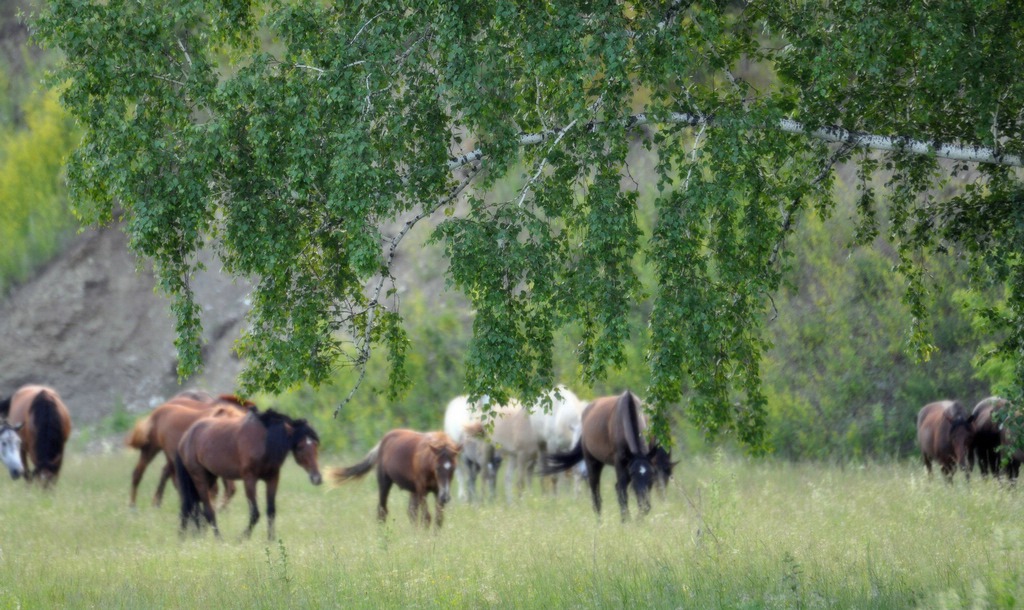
[331,429,460,528]
[176,408,322,539]
[917,400,977,481]
[544,390,664,521]
[0,385,72,488]
[126,393,252,508]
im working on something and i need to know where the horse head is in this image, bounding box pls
[649,445,678,496]
[944,402,978,473]
[289,419,322,486]
[0,421,24,480]
[427,433,460,506]
[627,453,655,516]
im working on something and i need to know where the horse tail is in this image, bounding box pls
[175,454,202,526]
[329,443,380,485]
[543,438,583,475]
[126,414,154,449]
[0,396,10,419]
[30,391,65,475]
[619,390,647,457]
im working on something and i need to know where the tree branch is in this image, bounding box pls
[448,112,1023,171]
[334,165,483,416]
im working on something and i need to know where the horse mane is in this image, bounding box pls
[216,394,257,408]
[618,390,647,457]
[426,432,458,454]
[254,409,295,466]
[30,391,65,474]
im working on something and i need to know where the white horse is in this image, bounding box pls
[490,386,587,498]
[443,395,501,502]
[0,421,25,480]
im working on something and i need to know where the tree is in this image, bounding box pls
[33,0,1024,451]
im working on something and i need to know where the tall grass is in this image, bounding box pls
[0,450,1020,608]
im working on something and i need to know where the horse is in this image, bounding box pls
[544,390,663,521]
[970,396,1007,477]
[126,393,252,508]
[488,387,590,498]
[489,399,541,498]
[0,385,72,488]
[526,386,588,494]
[443,396,501,502]
[330,429,460,528]
[0,421,25,480]
[176,408,322,540]
[917,400,977,481]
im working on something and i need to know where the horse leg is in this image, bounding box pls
[129,445,160,508]
[464,458,479,503]
[434,493,445,529]
[191,471,220,536]
[377,472,393,523]
[242,477,260,539]
[153,460,174,507]
[20,445,32,483]
[585,456,604,517]
[408,492,422,525]
[614,463,632,522]
[504,453,517,501]
[264,474,279,541]
[217,479,237,510]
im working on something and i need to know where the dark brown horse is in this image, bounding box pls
[970,396,1007,477]
[126,393,252,508]
[176,408,322,539]
[0,385,72,488]
[917,400,977,481]
[544,390,664,521]
[330,429,460,528]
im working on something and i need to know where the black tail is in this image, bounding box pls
[543,439,584,475]
[175,455,203,530]
[0,396,10,419]
[31,392,65,475]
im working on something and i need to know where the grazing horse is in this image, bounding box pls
[0,421,25,480]
[544,391,663,521]
[126,393,252,508]
[176,408,322,540]
[917,400,977,481]
[971,397,1007,477]
[331,429,460,528]
[443,396,501,502]
[0,385,72,487]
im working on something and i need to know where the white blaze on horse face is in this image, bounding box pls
[640,466,647,475]
[443,461,452,471]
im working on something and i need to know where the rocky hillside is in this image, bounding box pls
[0,225,251,425]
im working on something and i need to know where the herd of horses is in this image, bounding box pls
[13,381,1019,537]
[916,396,1023,481]
[0,381,674,537]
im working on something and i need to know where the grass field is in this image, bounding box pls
[0,447,1022,609]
